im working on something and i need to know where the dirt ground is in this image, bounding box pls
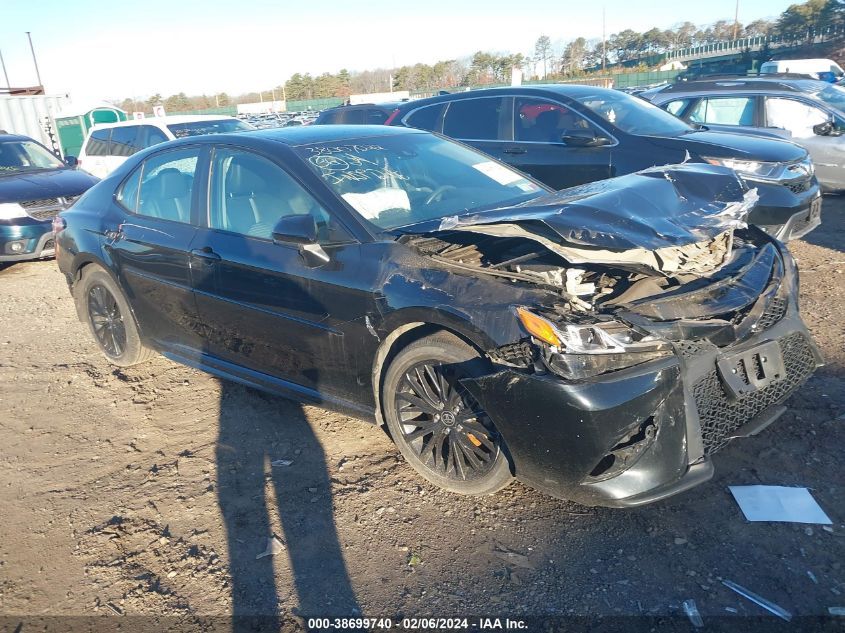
[0,197,844,632]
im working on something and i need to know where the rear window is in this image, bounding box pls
[85,129,111,157]
[166,119,252,138]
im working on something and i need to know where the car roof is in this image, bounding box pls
[397,83,621,109]
[91,114,240,129]
[651,77,831,97]
[162,124,426,148]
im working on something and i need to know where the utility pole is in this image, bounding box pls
[732,0,740,40]
[25,31,44,90]
[602,7,607,72]
[0,49,10,90]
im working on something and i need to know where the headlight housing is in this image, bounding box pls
[0,203,27,220]
[515,307,673,380]
[703,157,784,181]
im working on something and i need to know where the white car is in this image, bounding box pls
[77,115,252,179]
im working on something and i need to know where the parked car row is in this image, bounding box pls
[52,124,821,506]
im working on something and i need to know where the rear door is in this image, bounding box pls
[107,146,205,348]
[440,96,510,159]
[505,96,614,189]
[190,145,365,399]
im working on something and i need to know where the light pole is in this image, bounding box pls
[732,0,740,41]
[0,49,10,90]
[25,31,44,90]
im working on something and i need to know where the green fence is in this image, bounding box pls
[285,97,343,112]
[168,105,237,116]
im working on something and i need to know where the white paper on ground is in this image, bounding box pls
[728,485,832,524]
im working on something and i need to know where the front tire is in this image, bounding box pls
[75,266,154,367]
[382,331,513,496]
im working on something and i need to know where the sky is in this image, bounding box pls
[1,0,798,104]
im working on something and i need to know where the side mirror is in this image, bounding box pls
[813,121,834,136]
[64,155,78,167]
[272,214,318,244]
[560,129,611,147]
[272,214,329,265]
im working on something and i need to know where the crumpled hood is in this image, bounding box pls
[439,163,756,252]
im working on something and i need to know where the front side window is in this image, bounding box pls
[166,119,252,138]
[119,148,199,222]
[766,98,830,137]
[0,140,64,174]
[442,97,507,140]
[571,90,692,136]
[514,97,601,143]
[85,129,111,157]
[688,97,755,126]
[209,148,352,243]
[296,134,545,230]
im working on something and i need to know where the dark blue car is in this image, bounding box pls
[0,133,98,263]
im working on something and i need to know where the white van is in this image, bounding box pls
[78,115,252,179]
[760,58,845,82]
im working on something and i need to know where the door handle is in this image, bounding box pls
[104,227,124,241]
[190,247,221,261]
[502,147,527,155]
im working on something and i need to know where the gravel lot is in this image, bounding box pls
[0,197,843,631]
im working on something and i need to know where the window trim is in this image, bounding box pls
[112,145,205,226]
[204,144,359,246]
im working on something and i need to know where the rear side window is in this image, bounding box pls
[336,109,365,124]
[367,108,390,124]
[665,99,689,116]
[688,97,755,126]
[405,104,444,131]
[110,126,140,157]
[117,148,199,223]
[319,110,341,124]
[85,129,111,157]
[137,125,169,148]
[442,98,507,140]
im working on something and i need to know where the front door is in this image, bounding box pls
[505,97,614,189]
[190,146,364,399]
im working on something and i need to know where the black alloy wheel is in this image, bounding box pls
[87,284,127,358]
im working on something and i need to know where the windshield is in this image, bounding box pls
[0,140,64,174]
[571,90,693,136]
[166,119,253,138]
[296,134,546,230]
[812,84,845,112]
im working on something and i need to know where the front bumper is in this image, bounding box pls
[463,303,821,508]
[0,221,55,262]
[748,177,821,242]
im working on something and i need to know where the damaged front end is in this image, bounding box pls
[403,164,822,507]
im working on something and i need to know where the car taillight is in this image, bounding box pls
[383,108,400,125]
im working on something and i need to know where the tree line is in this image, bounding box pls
[117,0,844,113]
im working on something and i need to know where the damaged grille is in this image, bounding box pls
[692,332,816,455]
[785,179,812,195]
[755,297,788,332]
[675,339,718,359]
[19,198,60,209]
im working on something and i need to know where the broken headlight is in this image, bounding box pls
[516,307,672,380]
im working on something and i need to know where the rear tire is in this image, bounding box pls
[382,331,513,496]
[75,266,154,367]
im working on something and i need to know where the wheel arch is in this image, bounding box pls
[370,311,495,428]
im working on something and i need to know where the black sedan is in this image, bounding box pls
[54,126,821,507]
[389,85,822,242]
